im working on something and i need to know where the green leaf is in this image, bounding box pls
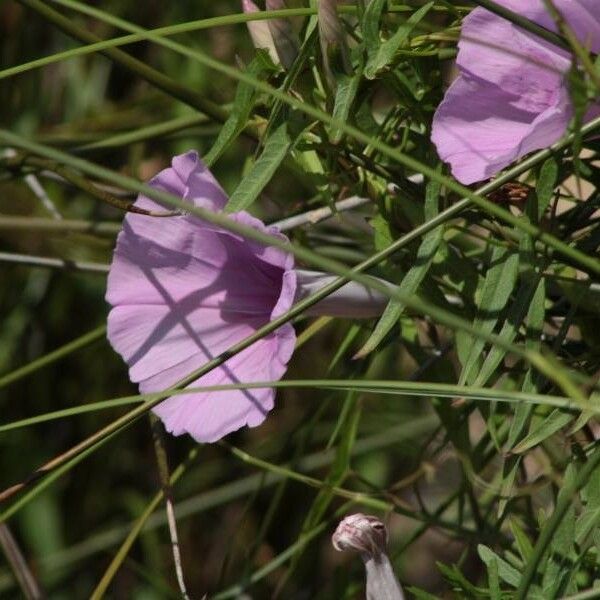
[355,180,443,358]
[370,213,395,252]
[512,409,573,454]
[365,2,434,79]
[361,0,386,57]
[576,467,600,546]
[541,466,578,596]
[497,456,520,519]
[459,245,519,385]
[509,518,534,563]
[478,544,521,588]
[225,122,293,213]
[569,390,600,435]
[503,276,546,449]
[437,561,488,597]
[407,588,439,600]
[536,158,558,220]
[204,52,275,167]
[474,274,543,388]
[329,66,363,143]
[487,557,501,600]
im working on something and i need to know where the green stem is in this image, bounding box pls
[0,216,120,235]
[5,154,177,216]
[76,114,211,152]
[560,588,600,600]
[0,524,44,599]
[0,431,117,522]
[0,325,106,390]
[89,446,198,599]
[0,379,590,434]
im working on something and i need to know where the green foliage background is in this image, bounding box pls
[1,1,600,598]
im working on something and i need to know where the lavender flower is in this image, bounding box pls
[332,513,405,600]
[106,152,390,443]
[431,0,600,184]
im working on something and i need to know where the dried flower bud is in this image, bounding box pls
[333,514,405,600]
[487,182,531,206]
[318,0,352,86]
[242,0,280,65]
[266,0,299,69]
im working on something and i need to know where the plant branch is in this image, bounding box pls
[149,415,190,600]
[0,524,44,599]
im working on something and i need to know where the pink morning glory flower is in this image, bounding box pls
[431,0,600,184]
[106,151,389,443]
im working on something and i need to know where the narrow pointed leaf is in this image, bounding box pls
[512,410,573,454]
[205,53,275,166]
[355,180,443,358]
[365,2,434,79]
[459,245,519,386]
[226,122,293,212]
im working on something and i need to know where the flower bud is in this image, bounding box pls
[266,0,299,69]
[318,0,352,86]
[333,514,405,600]
[242,0,280,65]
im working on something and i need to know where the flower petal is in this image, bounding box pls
[106,212,291,313]
[547,1,600,53]
[108,304,266,383]
[432,76,572,184]
[458,5,568,110]
[135,150,228,214]
[151,324,296,442]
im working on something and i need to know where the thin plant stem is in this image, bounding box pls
[76,114,211,152]
[0,252,109,274]
[0,379,591,434]
[149,415,190,600]
[0,524,44,599]
[0,216,121,235]
[0,325,106,390]
[0,431,117,523]
[1,3,446,81]
[89,447,199,599]
[4,154,179,217]
[560,588,600,600]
